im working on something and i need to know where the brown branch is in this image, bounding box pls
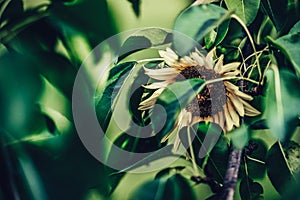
[220,148,242,200]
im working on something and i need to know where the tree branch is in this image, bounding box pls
[220,148,242,200]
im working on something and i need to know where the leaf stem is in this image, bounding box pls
[231,14,262,81]
[187,126,200,176]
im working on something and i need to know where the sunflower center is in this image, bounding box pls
[175,66,227,118]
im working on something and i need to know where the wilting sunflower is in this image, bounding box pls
[139,47,260,139]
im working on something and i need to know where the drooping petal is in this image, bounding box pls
[240,98,261,116]
[223,104,234,131]
[224,81,240,91]
[233,89,253,101]
[143,80,172,89]
[143,67,179,80]
[223,70,241,77]
[218,111,225,130]
[227,93,245,116]
[225,81,253,101]
[226,100,240,127]
[139,88,164,110]
[213,113,219,124]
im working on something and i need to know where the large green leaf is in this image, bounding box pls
[131,174,196,200]
[261,0,300,34]
[224,0,260,25]
[266,141,300,195]
[173,4,229,55]
[264,68,300,141]
[204,133,230,184]
[179,122,223,167]
[117,28,171,62]
[151,78,205,142]
[267,29,300,78]
[96,62,137,132]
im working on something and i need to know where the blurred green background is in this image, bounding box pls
[0,0,193,199]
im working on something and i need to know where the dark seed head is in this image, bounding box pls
[175,66,227,117]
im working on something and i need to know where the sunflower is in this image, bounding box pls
[139,47,260,138]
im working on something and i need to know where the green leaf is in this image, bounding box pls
[264,68,300,141]
[173,4,229,55]
[204,132,230,183]
[204,30,217,49]
[266,141,299,195]
[289,20,300,34]
[230,124,248,150]
[224,0,260,25]
[249,119,269,130]
[154,166,185,180]
[179,122,223,167]
[214,19,231,46]
[96,62,137,132]
[128,67,151,126]
[261,0,300,34]
[239,176,264,200]
[151,78,205,142]
[112,129,166,154]
[117,28,172,62]
[267,31,300,78]
[131,174,196,200]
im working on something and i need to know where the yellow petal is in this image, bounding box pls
[227,100,240,127]
[224,81,240,91]
[143,81,171,89]
[223,104,234,131]
[180,56,197,66]
[173,132,181,152]
[225,81,253,101]
[218,111,225,130]
[159,48,178,61]
[213,113,219,124]
[223,70,241,77]
[233,89,253,101]
[214,54,224,73]
[191,52,205,66]
[227,93,244,116]
[219,62,240,74]
[139,88,164,110]
[240,98,261,116]
[143,67,179,80]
